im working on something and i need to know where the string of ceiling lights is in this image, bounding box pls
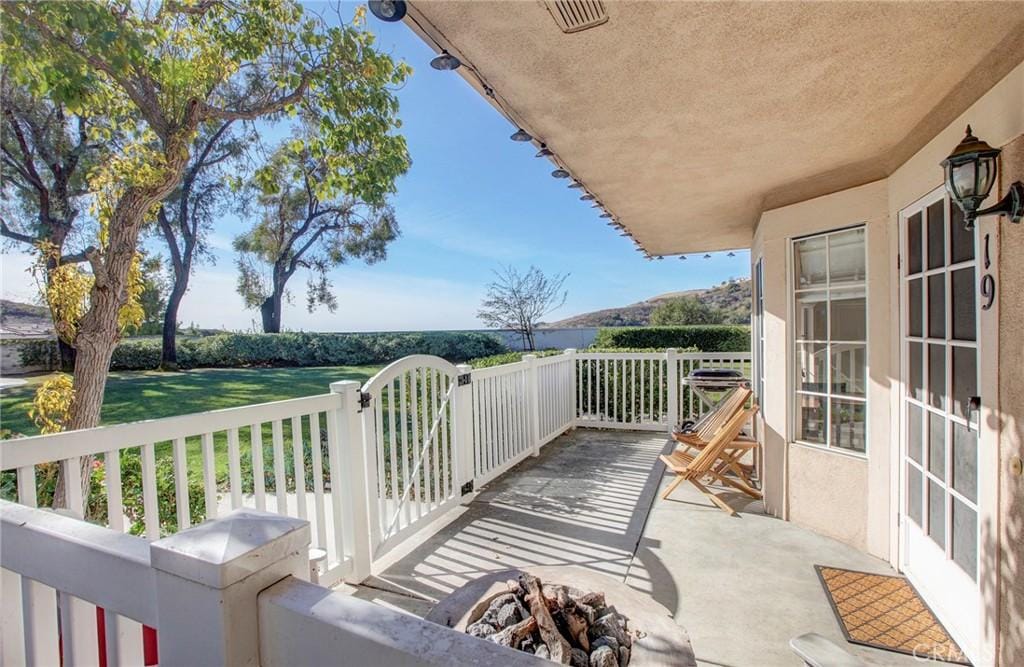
[367,0,740,263]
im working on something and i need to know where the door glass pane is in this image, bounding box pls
[929,411,946,480]
[952,347,977,421]
[908,278,922,338]
[928,274,945,339]
[831,399,866,453]
[927,200,946,269]
[952,498,977,581]
[928,479,946,548]
[828,228,866,285]
[950,204,974,264]
[794,236,827,288]
[929,344,946,410]
[908,212,923,274]
[951,267,976,341]
[952,421,978,503]
[908,403,924,464]
[908,464,923,527]
[830,288,866,341]
[796,343,827,392]
[831,344,865,397]
[796,394,827,445]
[908,342,924,401]
[795,291,828,341]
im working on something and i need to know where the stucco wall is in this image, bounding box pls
[752,180,891,556]
[996,135,1024,667]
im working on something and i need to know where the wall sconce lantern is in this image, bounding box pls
[941,125,1023,229]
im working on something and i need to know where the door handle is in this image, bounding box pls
[967,395,981,429]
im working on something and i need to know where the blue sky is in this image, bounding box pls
[0,3,749,332]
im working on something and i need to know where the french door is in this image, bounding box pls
[899,189,980,658]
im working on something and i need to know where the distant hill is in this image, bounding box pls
[0,299,54,338]
[546,278,750,328]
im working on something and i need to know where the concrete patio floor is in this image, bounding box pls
[341,429,922,666]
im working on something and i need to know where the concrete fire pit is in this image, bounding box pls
[426,566,696,666]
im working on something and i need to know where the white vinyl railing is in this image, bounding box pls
[575,349,751,430]
[0,348,748,574]
[1,501,156,665]
[0,347,750,663]
[0,388,363,587]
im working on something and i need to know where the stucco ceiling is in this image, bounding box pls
[404,1,1024,254]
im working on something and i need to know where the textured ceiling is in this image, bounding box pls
[405,1,1024,254]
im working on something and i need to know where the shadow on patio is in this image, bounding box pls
[353,429,675,612]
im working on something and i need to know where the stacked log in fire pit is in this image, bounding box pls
[465,573,637,666]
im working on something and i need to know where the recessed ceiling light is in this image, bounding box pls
[580,194,595,201]
[510,128,533,142]
[551,168,570,178]
[568,182,584,189]
[536,144,553,158]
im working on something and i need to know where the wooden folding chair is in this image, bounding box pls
[673,387,751,446]
[659,406,761,516]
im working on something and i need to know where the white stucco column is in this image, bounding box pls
[150,509,310,666]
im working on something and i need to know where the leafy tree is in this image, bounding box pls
[478,266,568,351]
[1,0,411,452]
[0,80,105,370]
[235,140,400,333]
[649,296,727,326]
[156,119,251,367]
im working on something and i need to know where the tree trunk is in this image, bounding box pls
[260,292,282,333]
[160,274,188,370]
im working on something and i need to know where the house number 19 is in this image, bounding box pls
[981,233,995,311]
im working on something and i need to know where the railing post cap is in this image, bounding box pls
[150,508,310,589]
[564,348,576,355]
[330,379,362,393]
[455,363,472,372]
[667,347,678,353]
[523,353,537,360]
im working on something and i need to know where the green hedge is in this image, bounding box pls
[592,326,750,352]
[467,346,702,368]
[109,332,506,370]
[468,350,565,368]
[16,339,59,368]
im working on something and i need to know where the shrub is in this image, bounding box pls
[468,350,565,368]
[109,331,506,370]
[17,339,59,368]
[592,326,750,352]
[119,450,207,536]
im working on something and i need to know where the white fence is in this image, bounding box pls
[0,499,540,667]
[0,348,748,662]
[575,350,750,430]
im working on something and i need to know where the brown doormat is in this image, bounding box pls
[815,565,970,665]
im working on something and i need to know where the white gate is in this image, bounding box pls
[360,355,470,559]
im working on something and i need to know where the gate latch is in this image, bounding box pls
[458,373,472,386]
[358,391,372,411]
[460,481,475,496]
